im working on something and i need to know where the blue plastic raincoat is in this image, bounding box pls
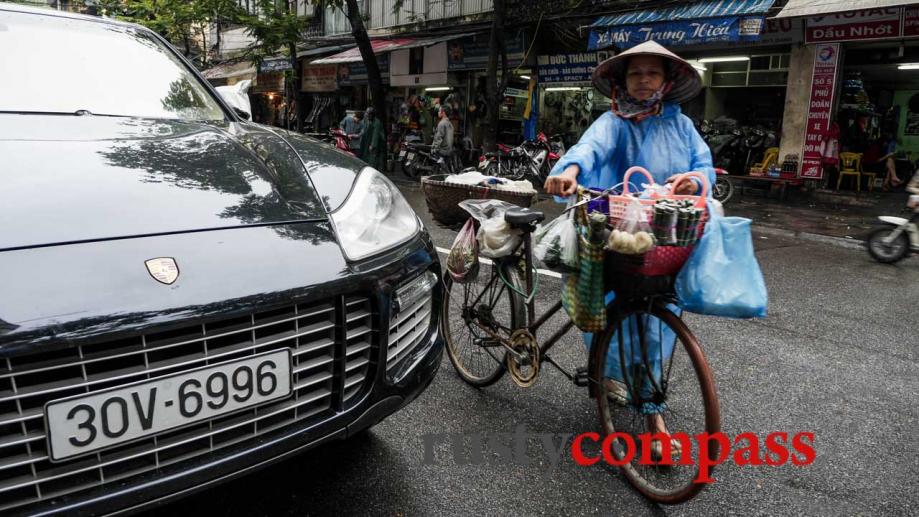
[549,103,715,412]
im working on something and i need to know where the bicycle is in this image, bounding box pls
[441,196,721,504]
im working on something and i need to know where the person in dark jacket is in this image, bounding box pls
[359,106,386,171]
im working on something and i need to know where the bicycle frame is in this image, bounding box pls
[465,230,575,374]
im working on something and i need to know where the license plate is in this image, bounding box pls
[45,349,292,461]
[399,150,406,158]
[406,152,415,161]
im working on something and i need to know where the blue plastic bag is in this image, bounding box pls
[675,206,767,318]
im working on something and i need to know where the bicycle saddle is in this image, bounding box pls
[504,207,545,228]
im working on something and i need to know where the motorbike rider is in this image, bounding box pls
[432,105,455,169]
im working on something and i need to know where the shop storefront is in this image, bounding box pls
[300,62,340,132]
[774,3,919,184]
[446,31,530,146]
[536,52,603,148]
[249,57,294,128]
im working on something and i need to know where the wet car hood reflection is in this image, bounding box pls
[0,115,328,250]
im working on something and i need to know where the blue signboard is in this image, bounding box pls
[537,53,597,84]
[259,57,293,73]
[447,31,526,71]
[589,16,765,50]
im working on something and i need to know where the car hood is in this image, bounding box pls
[0,115,329,250]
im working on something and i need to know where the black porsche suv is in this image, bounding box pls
[0,4,442,514]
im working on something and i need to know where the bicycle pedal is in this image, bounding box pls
[573,366,589,388]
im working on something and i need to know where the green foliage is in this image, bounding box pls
[240,0,307,66]
[95,0,244,64]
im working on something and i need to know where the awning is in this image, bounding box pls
[394,32,478,50]
[310,38,417,64]
[202,60,256,80]
[297,43,355,59]
[591,0,775,27]
[588,0,776,50]
[310,33,477,64]
[775,0,913,19]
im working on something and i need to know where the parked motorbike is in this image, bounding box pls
[330,128,357,158]
[867,194,919,263]
[310,128,357,158]
[476,132,564,185]
[713,167,733,204]
[400,141,461,178]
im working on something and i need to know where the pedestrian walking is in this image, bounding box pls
[359,106,386,171]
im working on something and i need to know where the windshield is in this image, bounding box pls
[0,10,225,121]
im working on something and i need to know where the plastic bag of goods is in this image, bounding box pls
[458,199,522,258]
[446,218,480,283]
[608,197,655,255]
[533,210,578,273]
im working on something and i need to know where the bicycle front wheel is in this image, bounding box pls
[589,303,720,504]
[442,260,526,387]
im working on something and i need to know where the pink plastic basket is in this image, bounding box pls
[606,167,710,277]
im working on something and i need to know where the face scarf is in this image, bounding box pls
[611,81,673,123]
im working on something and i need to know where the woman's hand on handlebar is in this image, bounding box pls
[544,165,580,196]
[665,174,699,195]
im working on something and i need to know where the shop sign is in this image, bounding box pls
[537,53,597,84]
[804,8,901,43]
[338,54,390,86]
[801,43,839,180]
[757,17,803,46]
[301,64,338,92]
[447,32,526,71]
[259,57,293,73]
[904,7,919,37]
[588,16,764,50]
[251,71,285,94]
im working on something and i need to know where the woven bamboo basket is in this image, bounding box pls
[420,175,537,227]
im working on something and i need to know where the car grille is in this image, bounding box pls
[386,291,434,374]
[0,295,375,512]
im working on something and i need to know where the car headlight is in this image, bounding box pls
[330,167,420,261]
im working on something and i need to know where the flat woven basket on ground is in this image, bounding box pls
[421,175,537,227]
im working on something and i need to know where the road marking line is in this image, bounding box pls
[434,246,563,279]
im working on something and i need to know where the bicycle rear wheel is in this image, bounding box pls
[442,260,526,387]
[589,303,720,504]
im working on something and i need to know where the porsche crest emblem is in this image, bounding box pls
[145,258,179,285]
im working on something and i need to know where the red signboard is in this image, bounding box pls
[904,7,919,37]
[801,44,840,180]
[805,8,902,43]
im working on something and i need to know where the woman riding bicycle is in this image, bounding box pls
[544,41,715,456]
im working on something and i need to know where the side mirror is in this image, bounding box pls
[232,107,250,120]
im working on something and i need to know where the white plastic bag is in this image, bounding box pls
[458,199,522,258]
[608,198,655,255]
[533,210,578,273]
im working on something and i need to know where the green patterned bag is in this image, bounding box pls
[561,200,607,333]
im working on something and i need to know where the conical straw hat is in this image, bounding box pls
[592,41,702,104]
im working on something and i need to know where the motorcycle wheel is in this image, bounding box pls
[504,160,527,181]
[402,156,421,179]
[867,226,910,264]
[713,176,734,203]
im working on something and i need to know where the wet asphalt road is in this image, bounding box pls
[153,180,919,516]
